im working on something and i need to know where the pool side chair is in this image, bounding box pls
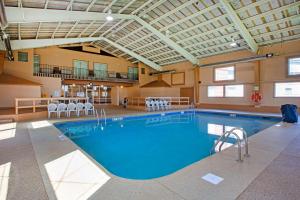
[154,100,160,111]
[145,100,153,112]
[150,100,155,111]
[84,102,95,116]
[57,103,68,118]
[164,100,171,110]
[76,103,85,117]
[159,100,165,110]
[47,103,57,118]
[67,103,77,117]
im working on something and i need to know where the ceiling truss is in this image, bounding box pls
[1,0,300,70]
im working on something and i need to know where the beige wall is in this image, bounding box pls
[0,84,41,107]
[122,61,194,98]
[3,49,62,97]
[198,40,300,107]
[162,61,195,88]
[138,62,157,86]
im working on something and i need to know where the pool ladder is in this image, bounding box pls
[211,128,249,162]
[95,108,107,126]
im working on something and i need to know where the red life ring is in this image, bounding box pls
[251,91,262,103]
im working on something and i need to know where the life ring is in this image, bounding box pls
[251,91,262,104]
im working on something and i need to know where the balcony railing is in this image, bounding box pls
[33,64,139,83]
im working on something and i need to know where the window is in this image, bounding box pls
[94,63,107,79]
[18,52,28,62]
[73,60,88,78]
[288,57,300,76]
[141,68,145,74]
[128,67,138,80]
[275,82,300,97]
[214,66,235,81]
[33,55,40,74]
[208,86,224,97]
[225,85,244,97]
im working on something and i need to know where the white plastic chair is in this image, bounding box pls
[164,100,171,110]
[150,100,155,111]
[67,103,77,117]
[47,103,57,118]
[76,103,85,117]
[159,100,165,110]
[145,100,154,112]
[57,103,68,118]
[154,100,160,111]
[84,102,95,116]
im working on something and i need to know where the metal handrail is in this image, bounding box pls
[95,108,107,126]
[224,127,249,157]
[34,64,139,81]
[211,127,249,162]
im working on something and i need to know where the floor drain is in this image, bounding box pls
[201,173,224,185]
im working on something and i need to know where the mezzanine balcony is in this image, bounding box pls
[33,64,139,83]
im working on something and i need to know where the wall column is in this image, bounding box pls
[254,60,261,91]
[0,51,5,75]
[111,86,120,106]
[194,66,200,104]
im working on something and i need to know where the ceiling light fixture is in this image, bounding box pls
[106,9,114,21]
[230,37,238,47]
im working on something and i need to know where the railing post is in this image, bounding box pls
[33,100,36,112]
[15,99,18,115]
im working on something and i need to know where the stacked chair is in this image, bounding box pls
[47,102,95,118]
[145,99,171,112]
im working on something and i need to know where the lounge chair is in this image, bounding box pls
[145,100,154,112]
[164,100,171,110]
[154,100,160,111]
[76,103,85,117]
[159,100,165,110]
[57,103,68,118]
[67,103,76,117]
[47,103,57,118]
[85,102,95,116]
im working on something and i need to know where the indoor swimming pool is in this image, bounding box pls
[54,111,281,180]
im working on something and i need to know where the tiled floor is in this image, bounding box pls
[237,134,300,200]
[0,122,48,200]
[0,108,299,200]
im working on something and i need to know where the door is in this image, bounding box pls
[94,63,107,79]
[33,54,40,74]
[128,67,138,80]
[180,87,194,104]
[74,60,88,78]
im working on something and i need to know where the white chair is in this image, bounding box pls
[150,100,155,111]
[57,103,68,118]
[47,103,57,118]
[85,102,95,116]
[76,103,85,117]
[67,103,77,117]
[164,100,171,110]
[154,100,160,111]
[159,100,165,110]
[145,100,154,112]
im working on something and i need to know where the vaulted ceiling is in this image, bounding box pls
[2,0,300,70]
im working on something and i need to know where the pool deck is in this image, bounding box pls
[0,108,299,200]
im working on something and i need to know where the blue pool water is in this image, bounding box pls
[55,111,280,180]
